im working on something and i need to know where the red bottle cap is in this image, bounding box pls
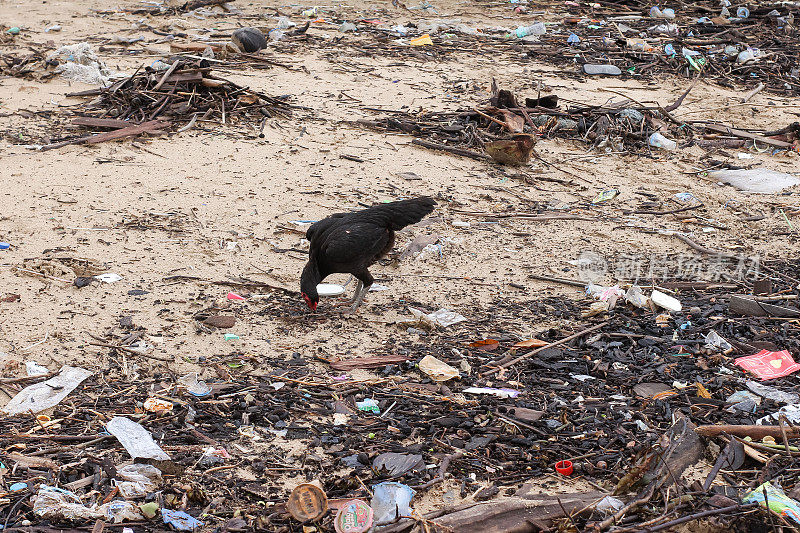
[555,460,573,476]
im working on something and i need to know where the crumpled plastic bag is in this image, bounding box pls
[704,331,732,352]
[371,482,415,525]
[100,500,143,523]
[743,482,800,524]
[406,308,467,328]
[114,464,162,499]
[33,486,99,521]
[32,486,143,523]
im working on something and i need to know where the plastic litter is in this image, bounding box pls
[587,283,624,301]
[114,464,162,499]
[3,366,92,415]
[736,6,749,18]
[625,285,650,308]
[735,350,800,381]
[567,32,581,43]
[407,307,466,328]
[418,354,459,382]
[0,242,9,250]
[512,22,546,38]
[651,289,682,311]
[650,23,678,36]
[339,21,357,32]
[648,132,677,150]
[106,416,170,461]
[274,16,295,30]
[95,273,122,283]
[583,301,609,317]
[582,64,621,75]
[463,386,520,398]
[627,38,655,52]
[746,381,799,404]
[649,6,675,18]
[371,482,415,525]
[199,446,231,467]
[25,361,49,376]
[726,390,760,413]
[596,495,625,514]
[409,34,433,45]
[33,485,99,520]
[227,292,245,300]
[704,331,732,352]
[555,460,573,476]
[161,509,204,531]
[317,283,345,297]
[178,372,213,396]
[9,482,27,492]
[742,482,800,524]
[334,499,373,533]
[736,47,762,64]
[103,500,142,523]
[708,168,800,194]
[757,404,800,425]
[356,398,380,413]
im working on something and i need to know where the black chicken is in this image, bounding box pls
[300,197,437,313]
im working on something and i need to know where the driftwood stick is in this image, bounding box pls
[153,60,181,91]
[89,341,174,362]
[411,138,490,161]
[671,234,740,259]
[643,503,758,532]
[695,424,800,439]
[483,321,610,375]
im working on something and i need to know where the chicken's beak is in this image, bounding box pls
[302,293,318,311]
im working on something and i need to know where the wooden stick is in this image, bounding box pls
[411,138,490,161]
[153,60,181,91]
[645,503,758,532]
[741,82,765,103]
[695,425,800,439]
[701,123,792,148]
[89,341,174,362]
[482,321,609,375]
[671,234,739,259]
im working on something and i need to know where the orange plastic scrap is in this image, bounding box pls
[410,34,433,46]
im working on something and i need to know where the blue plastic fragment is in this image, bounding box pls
[162,509,204,531]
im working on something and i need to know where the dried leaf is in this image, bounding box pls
[513,338,548,349]
[695,382,712,398]
[468,339,500,351]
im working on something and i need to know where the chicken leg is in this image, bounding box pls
[345,280,370,314]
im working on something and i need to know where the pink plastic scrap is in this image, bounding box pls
[735,350,800,381]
